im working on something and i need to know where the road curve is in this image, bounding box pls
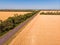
[9,13,60,45]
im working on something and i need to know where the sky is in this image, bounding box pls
[0,0,60,9]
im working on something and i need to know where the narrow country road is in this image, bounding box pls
[0,12,38,45]
[9,12,60,45]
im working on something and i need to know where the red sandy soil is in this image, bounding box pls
[9,12,60,45]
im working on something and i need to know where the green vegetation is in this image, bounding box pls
[0,10,39,36]
[40,12,60,15]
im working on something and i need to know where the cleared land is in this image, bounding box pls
[0,11,31,21]
[9,12,60,45]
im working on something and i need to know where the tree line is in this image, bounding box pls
[0,11,39,36]
[0,9,35,12]
[40,12,60,15]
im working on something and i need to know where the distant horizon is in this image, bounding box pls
[0,0,60,9]
[0,9,60,10]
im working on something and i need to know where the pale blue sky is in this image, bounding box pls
[0,0,60,9]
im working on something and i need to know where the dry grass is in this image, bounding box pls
[0,11,31,21]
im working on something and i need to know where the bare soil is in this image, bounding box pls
[9,12,60,45]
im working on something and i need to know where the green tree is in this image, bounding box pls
[0,20,4,32]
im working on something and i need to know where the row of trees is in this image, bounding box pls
[0,9,35,12]
[40,12,60,15]
[0,11,39,36]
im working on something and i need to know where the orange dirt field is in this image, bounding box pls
[9,12,60,45]
[0,12,31,21]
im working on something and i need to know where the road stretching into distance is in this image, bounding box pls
[9,12,60,45]
[0,12,38,45]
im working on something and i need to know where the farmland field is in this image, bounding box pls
[0,11,31,21]
[9,12,60,45]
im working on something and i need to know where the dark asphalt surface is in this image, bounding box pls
[0,13,38,45]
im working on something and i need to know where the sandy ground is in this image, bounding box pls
[9,12,60,45]
[0,12,31,21]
